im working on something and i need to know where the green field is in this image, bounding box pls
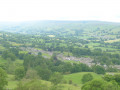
[6,74,80,90]
[64,72,102,87]
[6,75,18,89]
[6,72,102,90]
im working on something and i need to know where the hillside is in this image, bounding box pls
[0,21,120,90]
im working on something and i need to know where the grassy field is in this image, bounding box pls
[6,74,81,90]
[64,72,102,87]
[104,39,120,43]
[0,45,5,51]
[6,75,18,89]
[0,56,7,63]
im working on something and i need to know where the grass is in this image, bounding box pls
[0,56,7,63]
[104,39,120,43]
[42,53,51,58]
[63,52,73,56]
[19,51,28,54]
[64,72,102,87]
[8,42,23,46]
[61,84,81,90]
[6,74,18,89]
[47,35,55,37]
[6,74,81,90]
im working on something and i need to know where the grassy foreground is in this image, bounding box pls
[64,72,102,87]
[6,74,80,90]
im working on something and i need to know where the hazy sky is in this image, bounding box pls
[0,0,120,22]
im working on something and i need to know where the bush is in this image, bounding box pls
[81,79,120,90]
[69,80,73,84]
[15,66,25,80]
[82,73,93,84]
[50,72,63,85]
[93,65,105,74]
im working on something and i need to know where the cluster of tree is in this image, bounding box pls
[1,48,20,61]
[1,31,120,66]
[82,73,93,84]
[1,47,110,82]
[82,74,120,90]
[22,53,93,81]
[82,79,120,90]
[103,74,120,85]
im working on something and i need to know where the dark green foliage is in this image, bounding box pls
[71,63,91,73]
[23,54,36,71]
[69,80,73,84]
[9,48,19,57]
[93,65,105,74]
[106,67,118,72]
[103,74,114,82]
[50,72,63,85]
[103,81,120,90]
[62,62,72,73]
[82,79,105,90]
[15,67,25,80]
[0,68,8,90]
[72,48,91,56]
[0,63,7,70]
[113,74,120,85]
[81,79,120,90]
[2,50,16,61]
[71,63,82,73]
[103,74,120,86]
[36,66,52,81]
[38,52,42,56]
[51,53,58,61]
[18,53,25,59]
[25,69,40,79]
[82,73,93,84]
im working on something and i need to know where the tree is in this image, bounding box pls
[2,51,8,59]
[103,74,120,86]
[82,79,105,90]
[37,68,52,81]
[0,68,8,90]
[71,63,82,73]
[113,74,120,85]
[103,80,120,90]
[15,67,25,80]
[50,72,63,85]
[103,74,113,82]
[8,53,16,61]
[25,69,39,79]
[82,73,93,84]
[2,50,16,61]
[81,79,120,90]
[51,53,58,61]
[93,65,105,74]
[38,52,42,56]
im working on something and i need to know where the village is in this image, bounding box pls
[19,47,120,70]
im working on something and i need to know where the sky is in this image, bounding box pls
[0,0,120,22]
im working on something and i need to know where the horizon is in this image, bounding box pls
[0,20,120,23]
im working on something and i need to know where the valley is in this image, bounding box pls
[0,21,120,90]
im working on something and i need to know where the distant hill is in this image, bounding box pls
[0,20,120,40]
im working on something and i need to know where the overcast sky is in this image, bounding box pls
[0,0,120,22]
